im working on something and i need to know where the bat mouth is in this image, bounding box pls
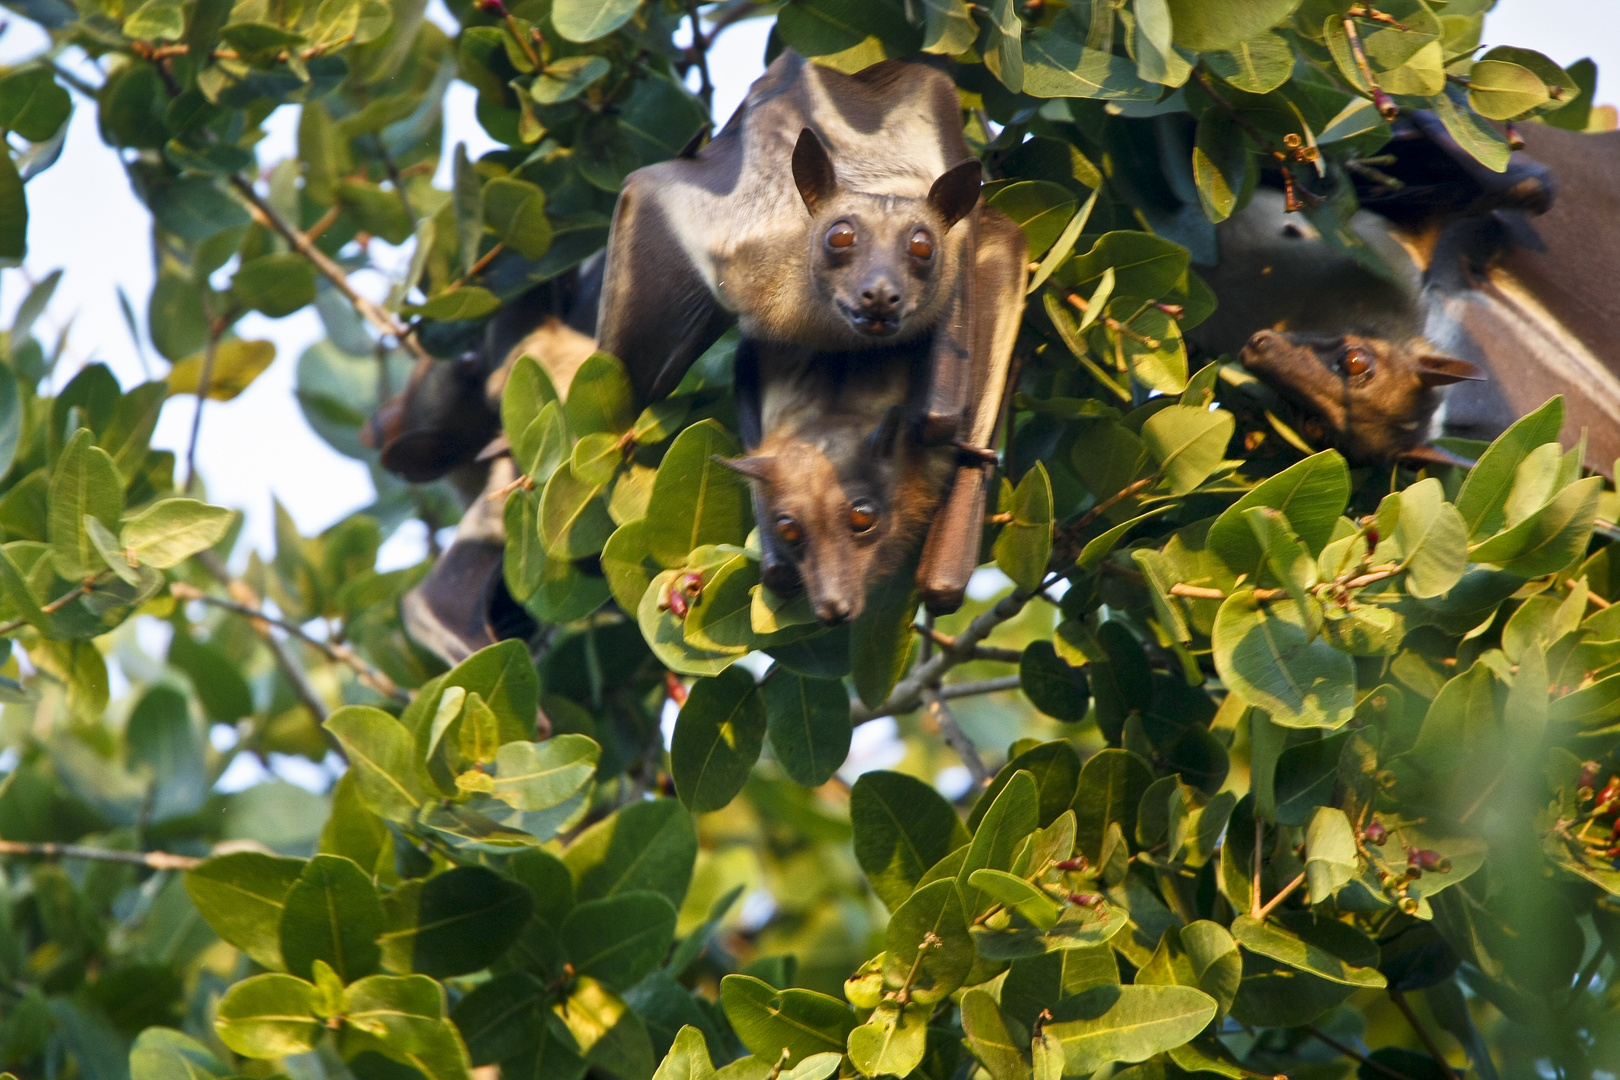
[841,303,901,337]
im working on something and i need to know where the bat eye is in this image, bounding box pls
[1341,345,1375,376]
[826,221,856,249]
[849,501,877,533]
[776,516,803,545]
[909,230,934,259]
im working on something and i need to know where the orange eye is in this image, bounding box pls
[826,222,855,249]
[776,516,803,544]
[1342,345,1375,376]
[849,502,876,533]
[909,230,933,259]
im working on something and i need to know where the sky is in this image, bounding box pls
[0,1,1613,567]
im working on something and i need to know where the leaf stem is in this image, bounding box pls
[1388,989,1461,1080]
[1254,870,1307,920]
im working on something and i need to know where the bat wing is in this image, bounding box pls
[917,206,1028,613]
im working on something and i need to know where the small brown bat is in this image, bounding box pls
[725,339,954,624]
[1238,329,1484,466]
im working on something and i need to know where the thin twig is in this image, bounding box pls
[228,174,431,363]
[1305,1025,1419,1080]
[913,624,1022,663]
[851,676,1024,725]
[1388,989,1461,1080]
[0,839,202,871]
[0,577,103,635]
[1049,475,1161,569]
[185,305,222,495]
[923,687,989,787]
[1251,817,1264,917]
[858,590,1032,724]
[1255,870,1307,920]
[684,1,714,107]
[173,581,409,705]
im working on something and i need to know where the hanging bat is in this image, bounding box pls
[1237,328,1483,467]
[598,50,1027,615]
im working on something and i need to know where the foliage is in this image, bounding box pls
[2,2,1619,1080]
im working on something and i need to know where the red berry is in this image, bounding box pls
[681,572,704,597]
[1054,857,1088,872]
[668,591,689,619]
[1067,893,1102,907]
[1363,820,1388,845]
[1579,761,1601,790]
[477,0,507,13]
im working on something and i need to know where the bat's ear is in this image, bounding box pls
[928,158,982,228]
[867,404,904,458]
[713,453,777,483]
[792,128,838,215]
[1415,354,1487,387]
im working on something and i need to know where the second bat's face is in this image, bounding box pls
[807,192,960,342]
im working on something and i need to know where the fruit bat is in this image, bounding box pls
[597,50,1027,615]
[1238,328,1483,467]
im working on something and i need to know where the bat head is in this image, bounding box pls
[718,406,916,625]
[1239,329,1485,463]
[792,128,981,345]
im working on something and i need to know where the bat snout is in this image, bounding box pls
[1239,329,1284,369]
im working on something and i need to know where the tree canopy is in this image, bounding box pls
[1,1,1618,1079]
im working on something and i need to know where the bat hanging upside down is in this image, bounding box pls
[597,50,1027,619]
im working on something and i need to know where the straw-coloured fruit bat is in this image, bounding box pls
[1238,329,1483,466]
[598,50,1027,616]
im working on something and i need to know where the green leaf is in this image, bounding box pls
[969,868,1060,929]
[1392,478,1469,599]
[1022,29,1160,99]
[0,68,71,142]
[972,741,1082,833]
[562,892,678,990]
[919,0,976,54]
[1432,88,1511,172]
[341,974,472,1080]
[0,150,23,263]
[166,339,276,401]
[1230,914,1386,987]
[1136,921,1242,1025]
[1069,746,1153,870]
[653,1025,718,1080]
[130,1027,228,1080]
[960,988,1028,1080]
[959,771,1040,917]
[994,463,1055,593]
[323,706,427,824]
[278,854,384,982]
[183,851,305,970]
[1205,30,1295,93]
[1193,111,1248,224]
[1304,806,1359,904]
[231,253,317,318]
[564,798,698,908]
[1020,641,1091,722]
[1455,397,1564,538]
[719,975,856,1068]
[1166,0,1297,50]
[1213,593,1355,729]
[540,464,614,559]
[1470,476,1602,578]
[120,498,233,568]
[552,0,640,41]
[1140,405,1233,495]
[404,287,502,321]
[490,735,599,811]
[552,975,654,1078]
[1208,450,1351,572]
[1044,984,1218,1074]
[1468,59,1550,120]
[851,770,971,911]
[483,177,552,260]
[564,352,636,437]
[1244,507,1316,613]
[532,54,612,104]
[215,973,322,1059]
[987,181,1077,260]
[850,569,919,708]
[378,866,534,976]
[847,1001,930,1079]
[645,420,749,566]
[762,669,851,787]
[49,428,123,580]
[883,879,975,1004]
[672,666,767,813]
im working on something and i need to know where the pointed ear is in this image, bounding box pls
[1416,354,1487,387]
[928,158,982,229]
[712,454,776,483]
[792,128,838,215]
[867,405,904,458]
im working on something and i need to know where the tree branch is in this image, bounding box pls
[228,174,432,364]
[1254,870,1306,920]
[851,675,1023,724]
[912,624,1022,663]
[922,687,989,786]
[1388,989,1461,1080]
[1305,1025,1419,1080]
[0,839,202,871]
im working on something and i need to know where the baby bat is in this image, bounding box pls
[1238,328,1483,466]
[724,338,954,625]
[598,49,1026,615]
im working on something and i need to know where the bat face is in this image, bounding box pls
[793,128,981,348]
[1240,329,1484,463]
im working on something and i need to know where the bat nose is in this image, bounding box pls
[1241,330,1279,367]
[859,279,901,313]
[815,595,856,625]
